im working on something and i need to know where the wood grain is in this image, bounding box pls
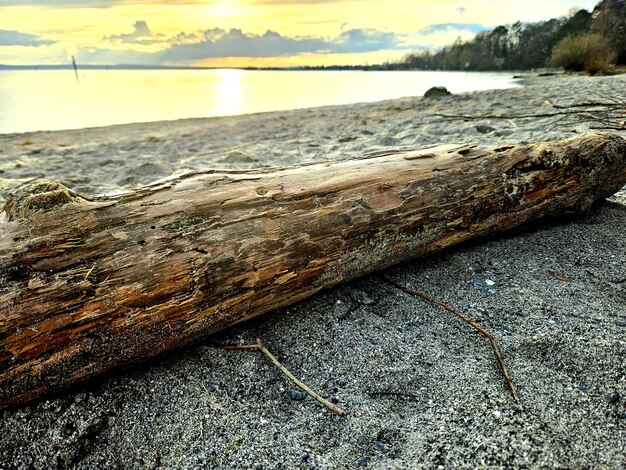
[1,132,625,409]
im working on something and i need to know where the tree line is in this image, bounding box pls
[395,0,626,72]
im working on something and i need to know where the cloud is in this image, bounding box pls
[161,27,406,62]
[0,29,55,47]
[72,24,414,65]
[0,0,113,6]
[104,20,163,44]
[332,29,401,53]
[0,0,206,6]
[75,46,158,64]
[67,20,437,65]
[106,20,150,41]
[420,23,488,35]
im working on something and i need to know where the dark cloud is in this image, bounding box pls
[0,29,55,46]
[420,23,488,35]
[104,20,163,44]
[161,27,405,62]
[108,20,150,40]
[74,21,421,65]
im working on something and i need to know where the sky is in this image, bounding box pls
[0,0,599,67]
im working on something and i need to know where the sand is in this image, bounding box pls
[0,74,625,468]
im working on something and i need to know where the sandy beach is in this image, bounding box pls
[1,74,625,468]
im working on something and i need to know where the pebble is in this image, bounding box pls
[476,125,495,134]
[495,325,512,335]
[472,279,489,290]
[350,288,375,305]
[287,389,306,401]
[357,457,368,467]
[376,136,400,147]
[424,86,452,99]
[604,390,620,405]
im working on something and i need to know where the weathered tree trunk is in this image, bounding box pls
[1,132,625,409]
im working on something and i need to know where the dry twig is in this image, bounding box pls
[225,338,346,417]
[546,270,572,283]
[382,277,520,403]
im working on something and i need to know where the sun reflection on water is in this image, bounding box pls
[0,69,520,133]
[212,68,243,116]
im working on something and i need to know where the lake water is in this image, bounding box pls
[0,69,521,134]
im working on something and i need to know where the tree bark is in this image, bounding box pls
[1,132,625,409]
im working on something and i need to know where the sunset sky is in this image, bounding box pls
[0,0,598,67]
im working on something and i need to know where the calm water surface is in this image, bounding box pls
[0,69,520,134]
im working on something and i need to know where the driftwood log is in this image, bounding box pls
[1,132,625,409]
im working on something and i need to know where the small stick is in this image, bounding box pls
[225,338,346,417]
[382,277,520,403]
[546,269,572,283]
[84,264,95,281]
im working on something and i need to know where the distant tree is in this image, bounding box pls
[396,1,617,71]
[513,19,565,69]
[557,9,593,40]
[592,0,626,63]
[550,33,616,73]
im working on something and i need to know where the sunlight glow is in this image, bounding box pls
[205,0,242,19]
[212,68,243,116]
[0,0,601,67]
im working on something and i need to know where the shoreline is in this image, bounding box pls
[1,73,624,202]
[0,69,520,135]
[1,73,625,468]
